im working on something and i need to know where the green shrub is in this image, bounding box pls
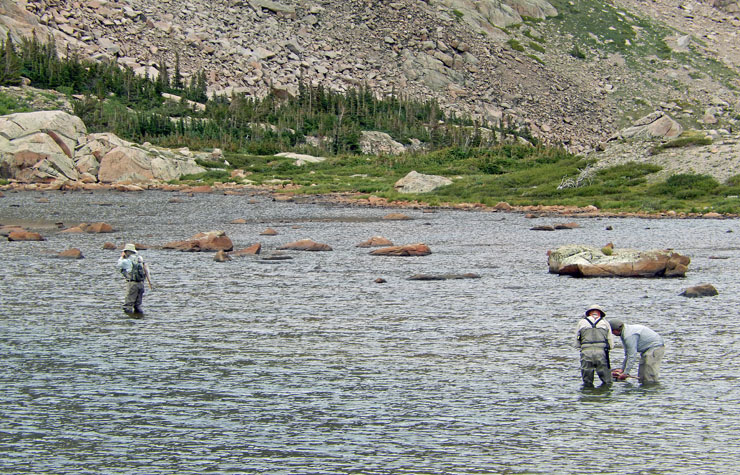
[650,174,719,199]
[452,9,464,19]
[569,44,586,59]
[507,39,525,52]
[650,131,712,154]
[528,42,546,53]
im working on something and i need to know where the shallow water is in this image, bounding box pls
[1,190,739,474]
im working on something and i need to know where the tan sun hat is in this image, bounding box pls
[123,243,137,253]
[585,304,605,317]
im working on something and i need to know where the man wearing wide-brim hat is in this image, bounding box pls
[116,243,149,314]
[574,304,614,387]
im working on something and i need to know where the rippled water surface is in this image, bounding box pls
[2,190,740,474]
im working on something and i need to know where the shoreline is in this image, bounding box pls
[1,181,737,220]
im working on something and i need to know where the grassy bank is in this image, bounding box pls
[175,145,740,214]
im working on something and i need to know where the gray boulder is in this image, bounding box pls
[360,131,406,156]
[613,111,683,141]
[395,170,453,193]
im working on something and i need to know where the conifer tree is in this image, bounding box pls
[0,33,21,85]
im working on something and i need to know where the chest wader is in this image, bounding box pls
[578,317,610,369]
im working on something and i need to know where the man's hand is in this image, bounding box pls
[617,373,631,381]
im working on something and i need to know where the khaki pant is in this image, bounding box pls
[638,345,665,384]
[580,346,611,386]
[124,281,145,313]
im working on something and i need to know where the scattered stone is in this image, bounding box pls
[277,239,333,251]
[554,222,579,229]
[383,213,411,220]
[83,222,114,233]
[260,228,279,235]
[679,284,718,298]
[8,230,44,241]
[103,242,116,250]
[494,202,513,211]
[606,225,613,230]
[230,218,248,224]
[356,236,394,247]
[232,243,261,256]
[408,273,480,280]
[57,248,84,259]
[375,278,387,283]
[163,230,234,252]
[531,225,555,231]
[370,243,431,256]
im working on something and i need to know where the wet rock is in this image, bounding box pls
[370,243,432,256]
[57,248,84,259]
[531,225,555,231]
[214,250,232,262]
[356,236,394,248]
[83,222,114,233]
[548,244,690,277]
[163,230,234,252]
[0,225,26,236]
[679,284,718,298]
[8,230,44,241]
[277,239,333,251]
[554,222,579,229]
[375,278,387,284]
[408,273,480,280]
[232,243,261,256]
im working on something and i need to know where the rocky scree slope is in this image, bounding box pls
[2,0,740,154]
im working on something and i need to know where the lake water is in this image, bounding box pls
[1,190,739,474]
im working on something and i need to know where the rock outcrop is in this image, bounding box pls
[0,111,206,184]
[548,244,690,277]
[611,111,683,141]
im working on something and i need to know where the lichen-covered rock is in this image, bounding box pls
[394,170,452,194]
[548,244,690,277]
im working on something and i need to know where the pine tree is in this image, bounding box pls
[173,51,183,90]
[0,33,21,86]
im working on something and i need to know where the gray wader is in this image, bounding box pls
[124,280,145,313]
[638,345,665,384]
[579,318,611,386]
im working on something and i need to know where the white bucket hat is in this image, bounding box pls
[123,243,137,253]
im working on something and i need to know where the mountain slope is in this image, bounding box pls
[2,0,739,152]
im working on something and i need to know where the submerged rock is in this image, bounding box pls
[370,243,431,256]
[277,239,332,251]
[548,244,690,277]
[408,273,480,280]
[680,284,718,298]
[356,236,394,248]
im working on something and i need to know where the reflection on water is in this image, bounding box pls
[1,190,740,473]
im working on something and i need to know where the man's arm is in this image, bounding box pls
[621,334,639,374]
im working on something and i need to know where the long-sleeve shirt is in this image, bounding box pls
[117,254,144,281]
[574,315,614,350]
[619,324,664,374]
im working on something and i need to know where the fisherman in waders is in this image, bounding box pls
[574,304,614,387]
[116,243,149,314]
[609,319,665,384]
